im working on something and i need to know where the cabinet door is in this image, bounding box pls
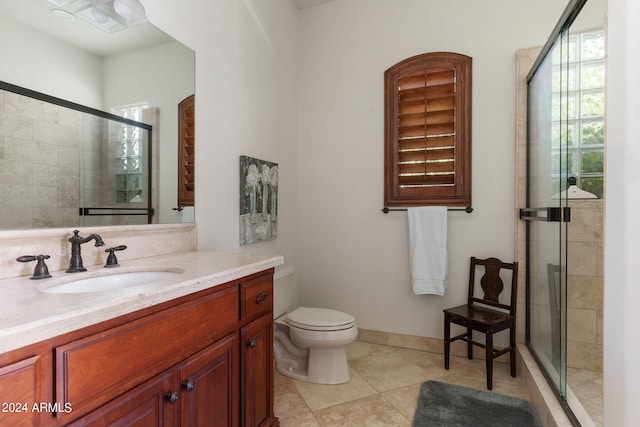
[67,370,177,427]
[56,285,238,421]
[241,314,274,427]
[178,332,239,427]
[0,356,45,427]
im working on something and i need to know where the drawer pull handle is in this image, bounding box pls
[165,391,179,404]
[247,339,257,348]
[182,380,195,392]
[256,291,268,305]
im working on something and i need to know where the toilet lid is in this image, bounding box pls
[287,307,355,331]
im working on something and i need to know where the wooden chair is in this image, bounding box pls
[443,257,518,390]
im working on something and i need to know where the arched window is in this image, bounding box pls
[384,52,472,207]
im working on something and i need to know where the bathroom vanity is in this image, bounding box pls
[0,250,283,426]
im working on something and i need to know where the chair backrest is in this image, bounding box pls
[467,257,518,315]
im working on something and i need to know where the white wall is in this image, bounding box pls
[296,0,566,338]
[0,14,103,108]
[142,0,299,271]
[604,0,640,424]
[102,41,195,223]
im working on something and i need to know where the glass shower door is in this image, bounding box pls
[523,30,571,398]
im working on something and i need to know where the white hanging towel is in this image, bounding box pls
[407,206,448,295]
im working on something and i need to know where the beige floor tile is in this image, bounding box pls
[291,368,378,411]
[346,340,397,360]
[279,412,321,427]
[381,382,422,420]
[274,340,540,425]
[348,346,434,392]
[312,394,411,427]
[274,372,312,420]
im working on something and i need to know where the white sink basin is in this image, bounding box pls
[38,270,185,294]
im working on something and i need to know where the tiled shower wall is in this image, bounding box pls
[0,89,83,228]
[566,200,603,371]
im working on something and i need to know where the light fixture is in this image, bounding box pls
[50,9,77,22]
[47,0,74,6]
[113,0,146,21]
[74,1,127,33]
[90,7,109,24]
[47,0,148,33]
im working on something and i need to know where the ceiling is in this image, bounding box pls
[292,0,336,9]
[0,0,336,56]
[0,0,174,56]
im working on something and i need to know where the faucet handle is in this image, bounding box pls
[17,255,52,280]
[104,245,127,268]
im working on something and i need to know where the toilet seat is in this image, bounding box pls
[287,307,355,331]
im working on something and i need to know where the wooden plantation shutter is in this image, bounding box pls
[178,94,195,207]
[384,52,471,207]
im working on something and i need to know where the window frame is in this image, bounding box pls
[384,52,472,207]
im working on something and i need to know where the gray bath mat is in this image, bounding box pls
[412,380,542,427]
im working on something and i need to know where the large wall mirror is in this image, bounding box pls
[0,0,195,230]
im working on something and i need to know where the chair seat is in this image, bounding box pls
[444,304,513,329]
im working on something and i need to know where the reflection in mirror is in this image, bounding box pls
[0,81,153,228]
[0,0,195,229]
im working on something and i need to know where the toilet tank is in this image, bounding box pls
[273,267,297,318]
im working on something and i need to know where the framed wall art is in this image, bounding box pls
[239,155,278,245]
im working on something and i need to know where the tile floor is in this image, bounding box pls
[274,341,531,426]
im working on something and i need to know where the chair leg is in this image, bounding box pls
[444,317,451,370]
[510,326,516,378]
[485,332,493,390]
[467,328,473,360]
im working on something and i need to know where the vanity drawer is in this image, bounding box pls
[240,272,273,320]
[55,285,239,420]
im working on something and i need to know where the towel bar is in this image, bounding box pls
[381,206,473,214]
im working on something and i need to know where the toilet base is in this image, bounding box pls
[275,347,351,384]
[275,356,309,382]
[307,347,350,384]
[273,322,354,385]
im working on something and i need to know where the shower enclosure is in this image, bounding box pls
[521,0,604,425]
[0,81,154,228]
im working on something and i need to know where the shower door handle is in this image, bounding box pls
[519,207,571,222]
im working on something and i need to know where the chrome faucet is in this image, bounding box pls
[66,230,105,273]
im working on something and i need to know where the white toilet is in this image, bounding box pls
[273,269,358,384]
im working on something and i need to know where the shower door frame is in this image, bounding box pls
[521,0,588,425]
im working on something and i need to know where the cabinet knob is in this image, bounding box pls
[165,391,179,404]
[182,380,195,392]
[256,291,268,305]
[247,339,257,348]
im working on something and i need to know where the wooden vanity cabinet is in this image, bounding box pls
[240,272,276,426]
[66,370,176,426]
[0,268,278,427]
[0,355,49,427]
[177,332,239,426]
[242,314,273,427]
[69,332,239,427]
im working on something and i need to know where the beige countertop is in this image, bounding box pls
[0,250,284,354]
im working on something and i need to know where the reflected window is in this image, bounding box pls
[112,104,148,204]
